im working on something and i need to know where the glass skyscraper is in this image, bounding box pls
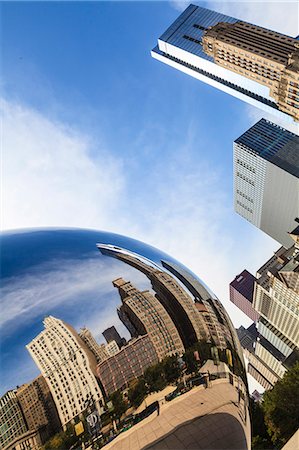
[234,118,299,248]
[151,4,299,123]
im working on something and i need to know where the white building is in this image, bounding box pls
[151,4,295,124]
[79,327,108,363]
[105,340,120,357]
[234,119,299,248]
[26,316,104,429]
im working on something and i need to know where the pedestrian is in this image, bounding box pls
[157,402,160,416]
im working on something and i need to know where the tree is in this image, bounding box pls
[250,399,273,449]
[110,390,128,419]
[144,364,167,392]
[43,424,77,450]
[183,349,199,374]
[162,356,181,383]
[262,362,299,447]
[128,379,147,408]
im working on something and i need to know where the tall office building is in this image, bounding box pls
[244,348,280,390]
[113,278,185,360]
[234,119,299,248]
[0,390,28,449]
[98,245,209,348]
[237,324,258,352]
[152,4,299,123]
[79,327,108,363]
[253,238,299,349]
[26,316,104,429]
[102,326,124,348]
[16,375,60,443]
[230,270,260,322]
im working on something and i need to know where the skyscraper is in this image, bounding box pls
[0,390,28,449]
[253,239,299,349]
[230,270,260,322]
[16,375,61,444]
[151,4,299,123]
[234,119,299,248]
[26,316,104,429]
[79,327,108,363]
[113,278,185,359]
[102,326,124,348]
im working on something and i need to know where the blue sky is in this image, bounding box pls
[1,1,299,393]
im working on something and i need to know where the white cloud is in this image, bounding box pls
[1,98,126,231]
[1,97,278,332]
[207,1,298,36]
[170,1,299,36]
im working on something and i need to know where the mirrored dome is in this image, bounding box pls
[0,229,250,450]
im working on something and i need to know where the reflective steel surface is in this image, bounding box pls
[0,229,250,449]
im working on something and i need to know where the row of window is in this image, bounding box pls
[236,199,253,213]
[236,158,256,173]
[236,189,254,203]
[236,171,255,186]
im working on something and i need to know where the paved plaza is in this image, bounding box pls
[104,380,250,450]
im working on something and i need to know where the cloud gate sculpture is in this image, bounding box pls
[0,229,250,449]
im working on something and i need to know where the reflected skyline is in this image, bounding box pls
[1,228,250,449]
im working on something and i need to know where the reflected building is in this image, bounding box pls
[97,335,158,396]
[0,391,28,449]
[103,326,126,348]
[79,327,108,363]
[152,4,299,123]
[16,375,61,444]
[113,278,185,359]
[26,316,105,429]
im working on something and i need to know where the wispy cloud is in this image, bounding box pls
[171,1,299,36]
[0,256,149,334]
[1,98,126,231]
[207,1,299,36]
[2,96,278,330]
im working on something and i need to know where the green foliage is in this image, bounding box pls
[250,399,273,449]
[251,435,274,450]
[128,379,147,408]
[43,423,78,450]
[144,363,167,392]
[182,349,199,374]
[110,390,128,419]
[162,355,181,383]
[262,362,299,447]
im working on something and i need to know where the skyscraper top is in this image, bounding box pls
[235,118,299,178]
[152,4,299,122]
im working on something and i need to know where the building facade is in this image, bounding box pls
[234,119,299,248]
[113,278,185,360]
[79,327,108,363]
[3,430,42,450]
[0,390,28,449]
[26,316,105,429]
[105,340,120,357]
[102,326,124,348]
[253,241,299,348]
[151,4,298,123]
[202,19,299,121]
[97,335,159,396]
[230,270,260,321]
[16,375,61,443]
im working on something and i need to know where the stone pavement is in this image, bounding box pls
[104,380,250,450]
